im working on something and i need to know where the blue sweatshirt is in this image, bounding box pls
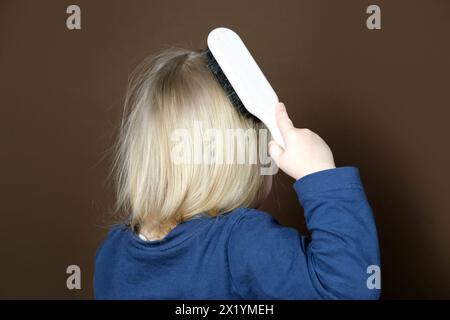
[94,167,381,299]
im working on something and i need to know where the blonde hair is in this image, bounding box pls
[113,48,267,238]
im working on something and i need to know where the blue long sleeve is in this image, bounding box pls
[227,167,381,299]
[94,167,380,300]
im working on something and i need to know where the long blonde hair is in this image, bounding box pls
[113,48,267,238]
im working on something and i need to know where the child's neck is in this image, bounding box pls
[139,223,176,241]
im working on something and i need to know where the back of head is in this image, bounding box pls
[113,48,268,237]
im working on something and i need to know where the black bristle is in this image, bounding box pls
[206,49,260,123]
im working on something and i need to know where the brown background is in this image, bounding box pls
[1,0,449,299]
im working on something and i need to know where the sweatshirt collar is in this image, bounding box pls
[127,213,211,250]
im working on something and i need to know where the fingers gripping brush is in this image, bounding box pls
[206,27,285,148]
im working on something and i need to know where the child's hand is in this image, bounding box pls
[268,103,336,180]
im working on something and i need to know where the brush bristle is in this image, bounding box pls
[206,49,260,123]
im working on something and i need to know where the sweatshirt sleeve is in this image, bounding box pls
[227,167,381,300]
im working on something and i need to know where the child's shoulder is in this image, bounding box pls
[104,223,128,239]
[224,208,296,261]
[223,207,279,233]
[95,224,128,259]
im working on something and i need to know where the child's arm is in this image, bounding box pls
[226,103,380,299]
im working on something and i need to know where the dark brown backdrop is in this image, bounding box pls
[1,0,449,299]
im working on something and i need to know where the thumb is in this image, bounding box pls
[269,141,284,165]
[275,102,294,141]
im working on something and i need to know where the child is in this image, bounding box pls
[94,48,380,299]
